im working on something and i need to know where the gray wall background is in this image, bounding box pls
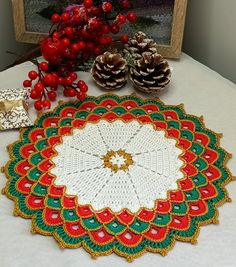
[0,0,33,71]
[183,0,236,84]
[0,0,235,84]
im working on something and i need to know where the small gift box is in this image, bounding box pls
[0,88,33,130]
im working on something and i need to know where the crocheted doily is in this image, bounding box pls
[2,94,233,262]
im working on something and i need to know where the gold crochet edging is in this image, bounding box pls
[2,94,234,262]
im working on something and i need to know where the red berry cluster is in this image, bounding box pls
[23,61,88,111]
[23,0,137,110]
[42,0,136,63]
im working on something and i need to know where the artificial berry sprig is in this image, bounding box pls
[23,0,137,110]
[23,60,88,111]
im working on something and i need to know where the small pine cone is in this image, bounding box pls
[130,52,171,94]
[124,31,157,60]
[92,52,128,90]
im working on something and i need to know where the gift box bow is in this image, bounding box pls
[0,99,28,113]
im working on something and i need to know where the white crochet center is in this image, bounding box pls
[51,120,184,213]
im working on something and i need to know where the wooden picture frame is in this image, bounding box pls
[11,0,47,44]
[156,0,187,58]
[12,0,187,58]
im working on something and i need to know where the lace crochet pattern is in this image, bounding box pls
[51,120,184,212]
[2,94,234,262]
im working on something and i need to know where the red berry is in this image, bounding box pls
[64,76,73,86]
[62,47,73,59]
[77,41,86,50]
[72,14,82,24]
[52,32,60,40]
[34,82,44,93]
[71,43,80,53]
[98,37,107,45]
[23,80,32,88]
[81,28,90,39]
[28,70,38,80]
[77,91,86,100]
[42,100,51,109]
[34,100,43,111]
[61,12,70,22]
[90,6,99,15]
[111,24,120,34]
[98,36,113,45]
[51,73,59,85]
[80,84,88,93]
[77,80,86,87]
[117,14,126,24]
[127,12,137,23]
[47,91,57,101]
[120,0,131,9]
[52,13,61,23]
[67,88,77,97]
[61,38,71,47]
[101,24,110,34]
[106,36,112,45]
[30,90,40,100]
[40,38,62,62]
[70,72,78,80]
[102,2,113,12]
[63,89,69,97]
[73,7,81,14]
[86,42,95,51]
[94,46,102,55]
[49,55,61,65]
[120,34,129,43]
[43,74,58,87]
[89,18,100,30]
[84,0,93,8]
[65,27,73,36]
[39,62,49,72]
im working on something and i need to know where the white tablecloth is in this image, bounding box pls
[0,53,236,267]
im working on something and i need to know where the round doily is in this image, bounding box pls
[2,94,233,262]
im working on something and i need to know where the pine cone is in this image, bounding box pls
[92,52,128,90]
[130,52,171,93]
[124,31,157,60]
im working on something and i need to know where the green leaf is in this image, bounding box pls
[37,6,60,20]
[123,50,135,68]
[58,0,69,6]
[77,58,95,72]
[37,0,69,20]
[130,16,158,32]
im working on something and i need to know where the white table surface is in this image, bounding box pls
[0,53,236,267]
